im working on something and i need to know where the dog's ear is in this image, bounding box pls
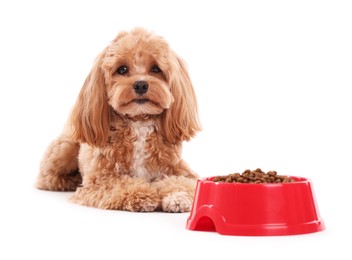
[70,50,110,147]
[161,52,202,144]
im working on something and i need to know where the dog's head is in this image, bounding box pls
[70,28,201,146]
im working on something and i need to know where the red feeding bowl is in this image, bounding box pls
[186,176,325,236]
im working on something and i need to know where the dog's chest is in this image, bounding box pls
[129,121,158,179]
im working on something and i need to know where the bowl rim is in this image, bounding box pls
[200,175,310,185]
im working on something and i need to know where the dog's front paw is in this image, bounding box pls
[162,191,192,213]
[124,192,159,212]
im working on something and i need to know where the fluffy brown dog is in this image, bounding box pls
[36,28,201,212]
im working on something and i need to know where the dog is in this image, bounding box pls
[36,28,201,212]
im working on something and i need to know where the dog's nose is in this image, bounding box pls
[133,80,149,95]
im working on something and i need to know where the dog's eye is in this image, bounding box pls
[116,66,128,75]
[151,65,161,73]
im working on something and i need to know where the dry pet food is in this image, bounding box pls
[212,168,295,184]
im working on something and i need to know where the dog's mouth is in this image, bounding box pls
[114,93,171,116]
[134,99,149,104]
[131,98,160,106]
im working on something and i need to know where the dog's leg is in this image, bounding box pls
[153,175,197,213]
[36,135,81,191]
[71,175,160,211]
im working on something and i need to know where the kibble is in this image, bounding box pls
[212,168,295,184]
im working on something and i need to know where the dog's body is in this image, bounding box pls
[36,28,201,212]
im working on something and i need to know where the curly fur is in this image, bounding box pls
[36,28,201,212]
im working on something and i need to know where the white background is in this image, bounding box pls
[1,0,351,259]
